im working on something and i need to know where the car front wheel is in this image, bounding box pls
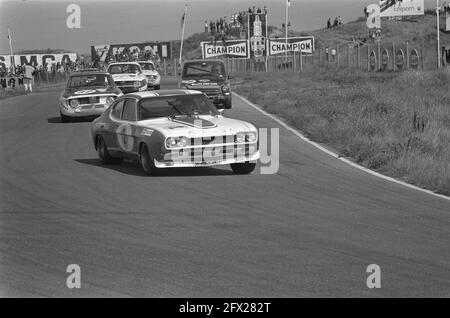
[60,113,71,123]
[139,144,159,175]
[97,136,120,165]
[230,162,256,175]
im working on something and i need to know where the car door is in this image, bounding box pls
[116,97,139,156]
[103,98,124,152]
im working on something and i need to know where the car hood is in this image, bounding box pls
[111,73,145,81]
[62,86,121,98]
[138,115,256,138]
[142,70,159,76]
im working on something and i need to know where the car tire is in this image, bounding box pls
[154,85,160,90]
[224,96,232,109]
[139,144,159,176]
[230,162,256,175]
[97,136,119,165]
[60,113,71,123]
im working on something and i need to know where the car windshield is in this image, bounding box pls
[138,94,219,120]
[68,74,114,88]
[108,64,141,74]
[182,62,226,79]
[139,63,155,71]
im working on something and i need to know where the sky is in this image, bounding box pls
[0,0,439,54]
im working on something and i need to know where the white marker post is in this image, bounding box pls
[285,0,290,61]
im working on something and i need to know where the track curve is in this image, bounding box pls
[0,78,449,297]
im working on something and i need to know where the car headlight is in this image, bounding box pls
[69,99,79,109]
[60,97,69,109]
[235,132,257,143]
[105,96,115,107]
[165,136,188,149]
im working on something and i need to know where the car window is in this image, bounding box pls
[111,100,124,119]
[122,99,137,121]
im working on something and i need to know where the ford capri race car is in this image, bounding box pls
[91,90,259,175]
[107,62,148,93]
[59,71,123,122]
[137,61,161,90]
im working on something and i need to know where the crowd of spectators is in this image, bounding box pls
[327,16,343,29]
[95,47,161,68]
[0,59,94,90]
[204,5,268,38]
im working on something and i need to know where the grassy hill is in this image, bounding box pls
[177,13,449,64]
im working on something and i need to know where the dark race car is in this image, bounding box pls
[178,60,232,109]
[59,71,122,122]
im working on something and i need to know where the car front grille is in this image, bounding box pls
[77,96,100,105]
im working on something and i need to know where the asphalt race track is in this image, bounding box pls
[0,77,449,297]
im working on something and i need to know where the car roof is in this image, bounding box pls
[183,59,224,64]
[108,62,140,66]
[125,90,204,99]
[70,71,110,77]
[137,60,155,64]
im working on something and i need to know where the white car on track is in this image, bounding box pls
[137,60,161,90]
[107,62,148,93]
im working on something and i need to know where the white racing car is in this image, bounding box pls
[137,60,161,90]
[107,62,148,93]
[91,90,259,175]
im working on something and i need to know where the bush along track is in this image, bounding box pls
[233,68,450,196]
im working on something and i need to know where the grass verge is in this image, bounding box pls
[233,67,450,195]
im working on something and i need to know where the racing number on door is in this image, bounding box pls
[116,123,134,152]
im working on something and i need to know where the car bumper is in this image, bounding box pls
[60,104,108,117]
[154,148,259,168]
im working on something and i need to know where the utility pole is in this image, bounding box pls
[285,0,290,61]
[437,0,441,69]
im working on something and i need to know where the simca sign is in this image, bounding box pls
[0,53,77,70]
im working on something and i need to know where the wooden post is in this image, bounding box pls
[420,40,424,70]
[357,45,360,69]
[377,42,381,71]
[392,42,396,72]
[336,45,340,67]
[406,41,409,69]
[347,45,351,68]
[299,49,303,71]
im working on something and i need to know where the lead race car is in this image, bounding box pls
[59,70,123,122]
[107,62,148,93]
[91,90,259,175]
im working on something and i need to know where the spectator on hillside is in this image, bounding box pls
[204,21,208,33]
[327,18,331,29]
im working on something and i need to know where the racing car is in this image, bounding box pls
[91,90,259,175]
[137,60,161,90]
[178,59,232,109]
[107,62,148,93]
[59,71,123,122]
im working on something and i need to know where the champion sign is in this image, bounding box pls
[269,37,315,56]
[201,41,250,59]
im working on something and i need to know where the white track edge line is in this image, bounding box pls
[233,92,450,202]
